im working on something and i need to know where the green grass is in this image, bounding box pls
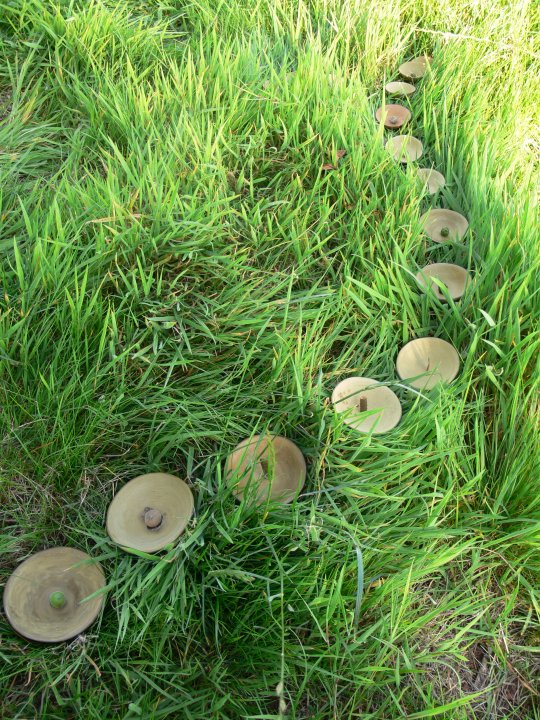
[1,0,539,718]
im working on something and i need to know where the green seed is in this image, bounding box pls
[49,591,66,609]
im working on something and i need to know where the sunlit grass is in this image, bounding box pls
[0,1,539,718]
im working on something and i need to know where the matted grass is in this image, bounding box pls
[0,1,539,718]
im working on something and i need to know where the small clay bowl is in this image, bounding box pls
[106,473,194,553]
[417,168,445,194]
[385,81,416,97]
[396,337,460,390]
[386,135,423,163]
[225,435,306,505]
[420,209,469,243]
[416,263,471,300]
[399,56,431,80]
[3,547,105,643]
[332,377,402,433]
[375,104,411,129]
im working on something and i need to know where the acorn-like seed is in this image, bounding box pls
[144,508,163,529]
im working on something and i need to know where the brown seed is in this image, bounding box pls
[106,473,194,553]
[375,104,411,129]
[144,508,163,529]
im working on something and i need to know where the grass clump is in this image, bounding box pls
[0,0,539,718]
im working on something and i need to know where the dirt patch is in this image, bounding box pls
[0,474,61,564]
[419,632,539,718]
[0,88,12,121]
